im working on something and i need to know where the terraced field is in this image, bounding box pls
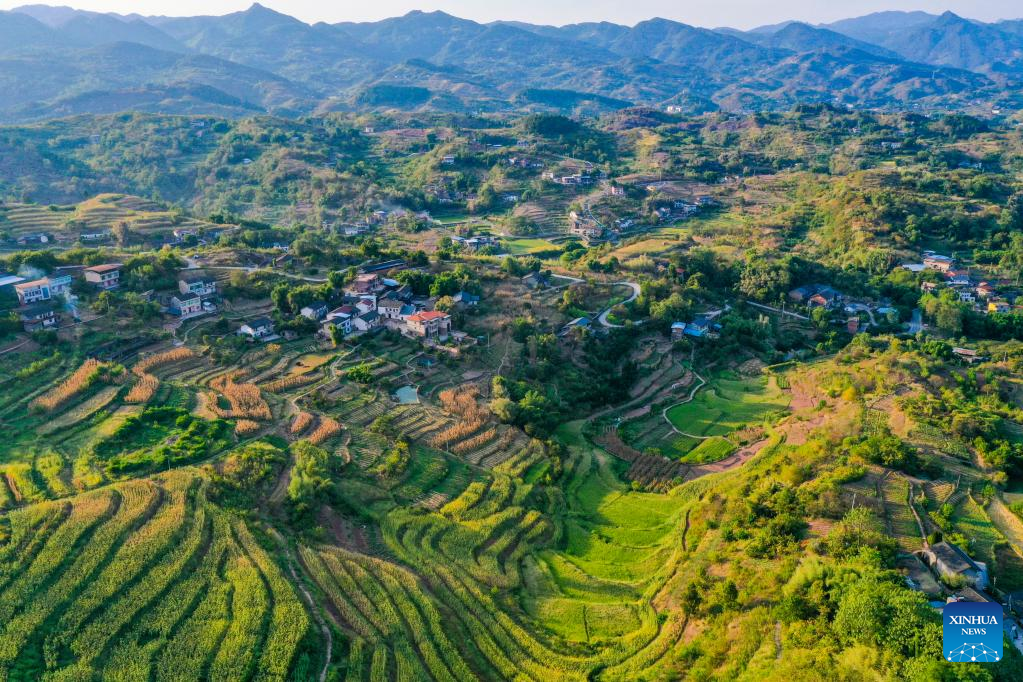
[0,320,957,680]
[0,469,310,679]
[880,474,923,551]
[0,194,227,244]
[665,372,789,439]
[306,419,693,680]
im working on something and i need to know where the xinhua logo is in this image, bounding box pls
[943,601,1003,663]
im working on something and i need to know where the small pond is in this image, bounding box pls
[394,385,420,404]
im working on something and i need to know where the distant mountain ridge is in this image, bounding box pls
[0,4,1019,122]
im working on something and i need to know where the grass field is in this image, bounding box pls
[501,237,561,255]
[679,436,736,463]
[666,372,788,438]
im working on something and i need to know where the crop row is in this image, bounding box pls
[0,472,311,679]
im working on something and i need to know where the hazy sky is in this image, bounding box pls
[1,0,1021,29]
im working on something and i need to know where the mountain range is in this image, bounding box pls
[0,4,1020,122]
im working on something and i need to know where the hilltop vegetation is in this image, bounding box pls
[0,6,1022,119]
[3,97,1023,680]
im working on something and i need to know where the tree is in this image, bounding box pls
[287,441,332,522]
[649,293,690,329]
[810,306,831,329]
[271,283,292,315]
[490,397,519,423]
[347,363,374,384]
[435,295,455,312]
[328,324,344,347]
[396,270,435,296]
[738,255,791,302]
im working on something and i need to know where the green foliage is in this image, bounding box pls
[208,440,287,507]
[287,441,333,522]
[373,438,411,479]
[346,363,374,384]
[96,407,232,474]
[821,507,899,564]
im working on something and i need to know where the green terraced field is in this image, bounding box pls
[666,373,788,438]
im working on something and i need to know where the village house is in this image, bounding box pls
[441,154,456,165]
[178,274,217,298]
[238,317,275,340]
[322,315,351,337]
[452,291,480,307]
[377,297,412,320]
[988,299,1011,314]
[976,282,996,299]
[384,281,414,302]
[521,272,550,290]
[344,273,386,298]
[326,304,356,322]
[361,259,407,274]
[84,264,122,290]
[808,286,842,309]
[543,172,593,186]
[452,236,498,252]
[923,253,955,273]
[323,306,355,335]
[920,281,939,293]
[14,278,52,305]
[958,290,976,303]
[671,321,687,341]
[16,233,50,246]
[19,304,58,332]
[13,273,72,305]
[946,270,971,287]
[787,285,817,303]
[405,310,452,340]
[300,301,329,321]
[919,541,989,589]
[168,296,203,319]
[952,347,986,364]
[354,298,376,315]
[559,317,591,337]
[682,315,720,339]
[352,310,380,333]
[569,212,604,243]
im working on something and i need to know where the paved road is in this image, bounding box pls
[597,281,641,328]
[662,369,707,436]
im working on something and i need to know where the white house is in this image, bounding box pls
[19,305,58,332]
[178,275,217,297]
[300,301,329,321]
[14,278,51,305]
[377,297,409,320]
[169,296,203,318]
[238,317,275,340]
[352,310,380,332]
[47,275,72,297]
[84,264,122,290]
[13,274,72,305]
